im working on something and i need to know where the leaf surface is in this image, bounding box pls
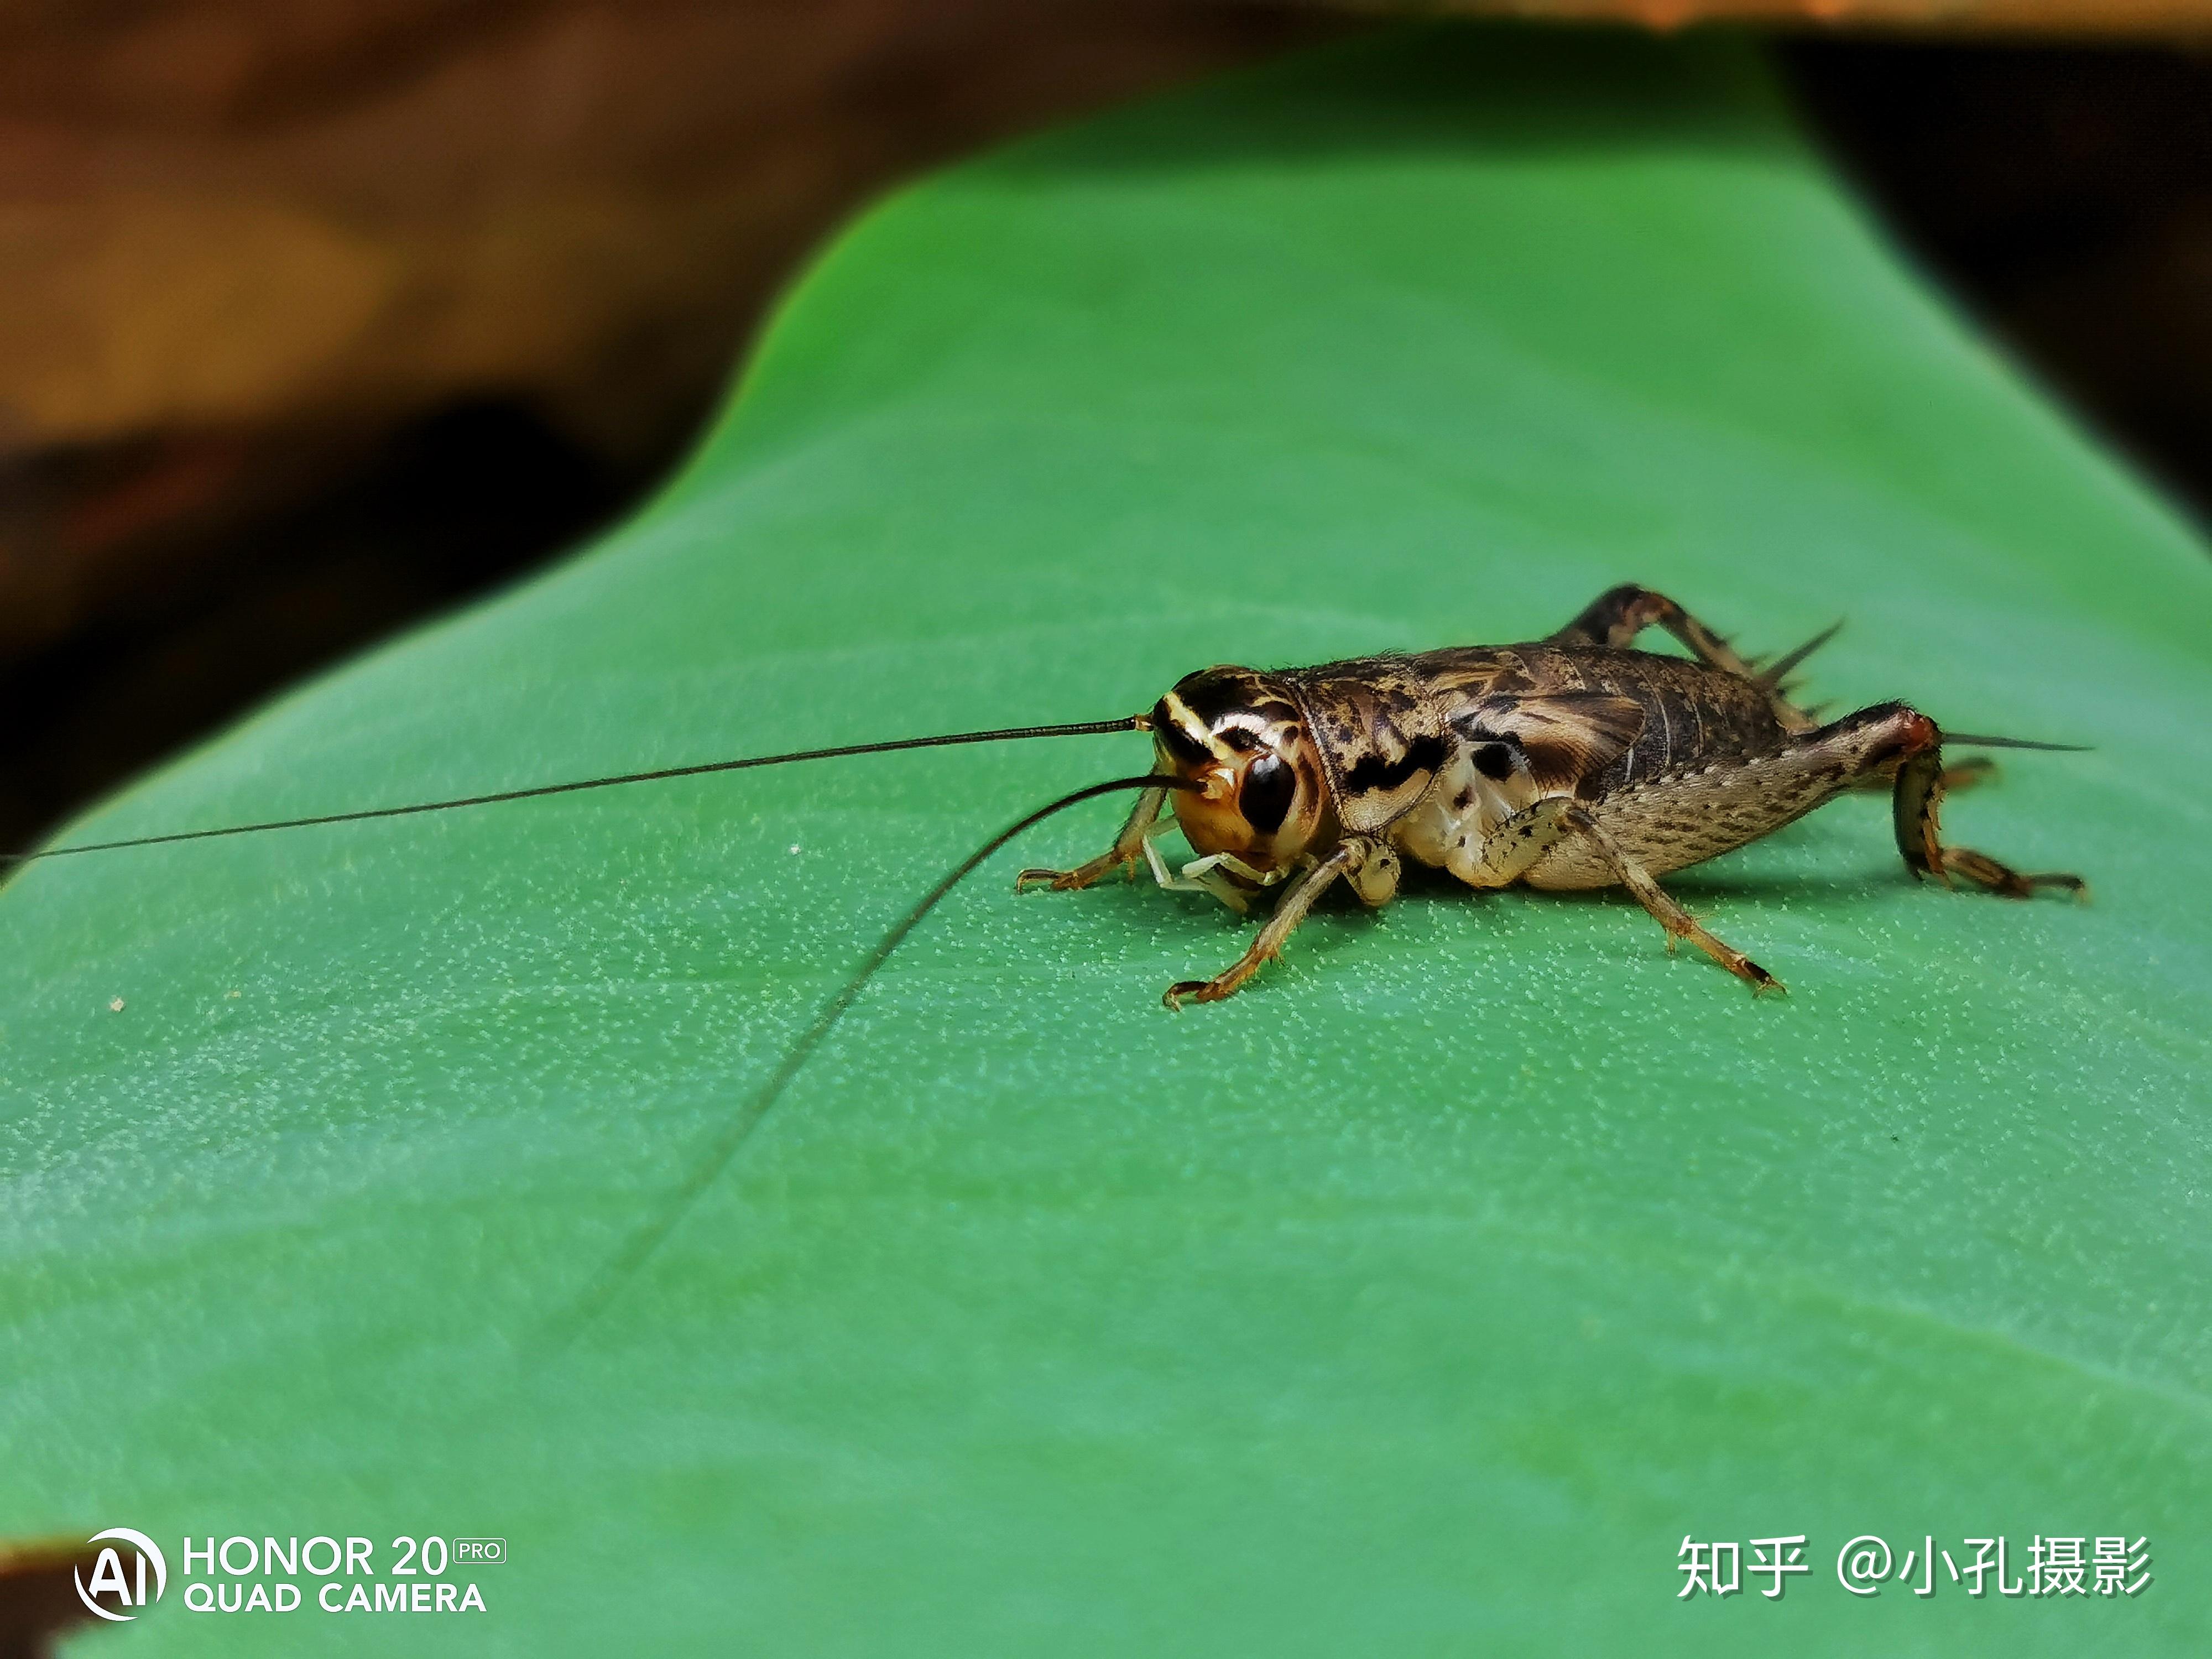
[4,26,2210,1654]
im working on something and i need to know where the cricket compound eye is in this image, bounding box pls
[1238,752,1295,834]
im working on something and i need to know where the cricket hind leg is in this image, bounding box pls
[1849,753,1995,795]
[1556,806,1783,994]
[1548,583,1828,733]
[1016,785,1167,893]
[1887,712,2085,899]
[1550,583,1771,679]
[1163,838,1370,1008]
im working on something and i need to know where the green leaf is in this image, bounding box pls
[5,25,2209,1654]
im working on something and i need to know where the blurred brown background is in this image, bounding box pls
[4,0,2210,852]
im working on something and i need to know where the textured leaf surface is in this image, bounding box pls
[4,27,2209,1655]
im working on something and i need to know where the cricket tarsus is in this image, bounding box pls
[0,716,1149,867]
[546,771,1197,1346]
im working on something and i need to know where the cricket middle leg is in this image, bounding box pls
[1556,805,1783,993]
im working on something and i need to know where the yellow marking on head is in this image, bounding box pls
[1158,691,1238,765]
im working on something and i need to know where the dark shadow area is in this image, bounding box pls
[985,25,1792,178]
[0,403,637,852]
[1784,36,2212,528]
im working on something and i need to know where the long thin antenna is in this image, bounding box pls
[1,716,1149,867]
[546,771,1196,1348]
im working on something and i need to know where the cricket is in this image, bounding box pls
[1026,581,2087,1005]
[2,581,2089,1317]
[6,582,2084,1012]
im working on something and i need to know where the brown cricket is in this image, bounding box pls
[1020,582,2085,1005]
[0,581,2089,1316]
[4,581,2085,1011]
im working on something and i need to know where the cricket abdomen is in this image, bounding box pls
[1546,650,1791,797]
[1521,702,1918,886]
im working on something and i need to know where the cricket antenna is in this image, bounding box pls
[0,715,1151,868]
[544,771,1198,1350]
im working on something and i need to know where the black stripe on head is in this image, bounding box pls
[1172,670,1255,726]
[1152,697,1212,766]
[1171,668,1298,729]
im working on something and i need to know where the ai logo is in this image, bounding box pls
[74,1528,168,1623]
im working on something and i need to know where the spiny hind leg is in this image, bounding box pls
[1016,785,1167,893]
[1550,583,1764,676]
[1887,712,2086,899]
[1164,839,1368,1009]
[1557,805,1783,994]
[1637,698,2078,895]
[1849,753,1994,795]
[1548,583,1829,733]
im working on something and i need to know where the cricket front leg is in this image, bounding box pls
[1164,839,1369,1008]
[1558,805,1784,993]
[1890,713,2086,899]
[1016,785,1167,893]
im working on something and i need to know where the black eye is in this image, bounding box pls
[1239,753,1295,833]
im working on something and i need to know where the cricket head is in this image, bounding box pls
[1150,667,1331,879]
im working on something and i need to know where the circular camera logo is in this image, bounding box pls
[74,1528,168,1623]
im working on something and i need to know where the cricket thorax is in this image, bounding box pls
[1151,667,1333,884]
